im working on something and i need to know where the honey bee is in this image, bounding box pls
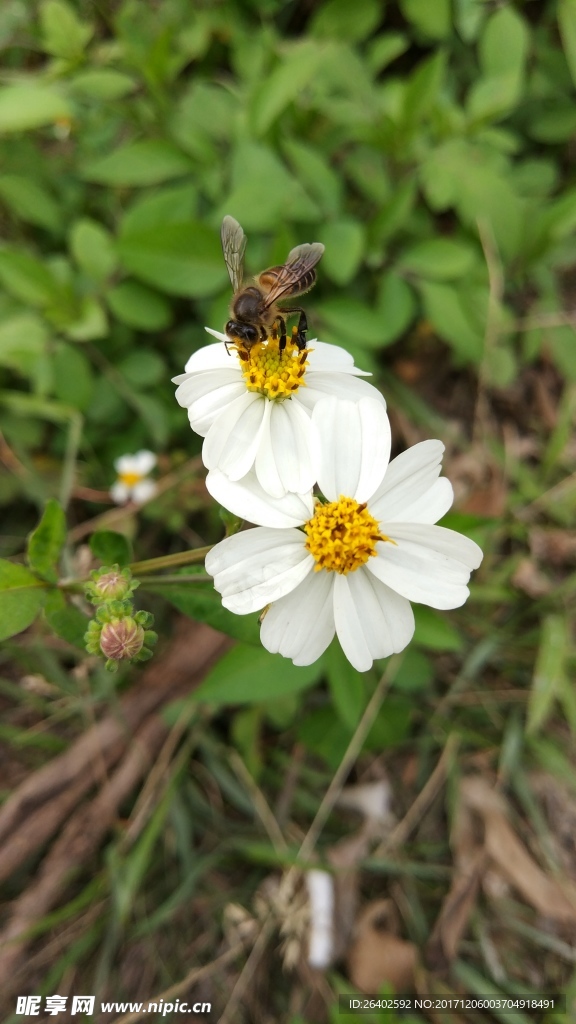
[220,215,324,354]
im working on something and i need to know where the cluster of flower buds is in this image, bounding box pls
[84,565,157,672]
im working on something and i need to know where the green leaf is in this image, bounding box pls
[376,270,416,346]
[43,590,88,649]
[527,615,569,735]
[412,606,463,652]
[195,644,323,705]
[64,296,108,342]
[250,41,328,136]
[81,141,192,187]
[400,0,451,40]
[0,313,49,380]
[39,0,93,59]
[282,139,342,218]
[326,639,366,728]
[468,7,529,120]
[528,105,576,144]
[69,69,137,100]
[120,183,197,236]
[89,531,133,567]
[53,342,94,411]
[310,0,380,41]
[418,280,484,362]
[420,140,524,260]
[0,83,71,133]
[367,33,409,74]
[319,219,365,285]
[0,559,47,641]
[107,281,173,331]
[399,238,477,280]
[220,141,319,231]
[27,499,66,583]
[0,249,61,306]
[0,175,60,232]
[559,0,576,89]
[69,219,117,281]
[146,578,261,646]
[117,221,226,298]
[402,50,446,126]
[479,7,529,82]
[318,297,385,348]
[118,350,166,387]
[393,649,433,693]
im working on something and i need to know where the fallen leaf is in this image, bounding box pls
[347,899,417,992]
[426,786,486,970]
[461,777,576,922]
[530,528,576,568]
[511,558,552,598]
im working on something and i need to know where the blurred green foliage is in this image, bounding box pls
[1,0,576,527]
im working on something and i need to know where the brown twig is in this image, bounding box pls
[0,621,231,992]
[0,618,224,851]
[112,942,246,1024]
[372,733,460,859]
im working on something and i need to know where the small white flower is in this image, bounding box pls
[173,328,383,499]
[110,450,157,505]
[205,398,483,672]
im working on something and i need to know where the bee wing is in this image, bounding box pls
[259,242,325,309]
[221,215,247,292]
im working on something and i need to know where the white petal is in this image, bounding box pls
[257,399,318,497]
[175,369,246,436]
[133,450,157,474]
[206,527,313,614]
[296,372,385,412]
[312,397,391,503]
[203,393,269,480]
[188,382,248,436]
[369,440,445,521]
[396,477,454,524]
[260,570,335,666]
[306,341,372,376]
[131,479,157,503]
[206,468,313,528]
[110,481,129,504]
[174,368,241,408]
[333,569,415,672]
[367,524,483,610]
[184,339,234,372]
[113,454,137,474]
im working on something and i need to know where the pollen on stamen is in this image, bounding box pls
[236,334,311,401]
[304,496,393,575]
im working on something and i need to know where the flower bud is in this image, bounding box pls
[99,617,145,662]
[85,564,138,605]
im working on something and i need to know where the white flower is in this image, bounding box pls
[110,450,157,505]
[173,328,383,498]
[205,398,483,672]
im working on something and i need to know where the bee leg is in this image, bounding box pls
[289,308,308,350]
[281,307,308,350]
[278,316,287,351]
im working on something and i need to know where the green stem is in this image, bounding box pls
[129,547,212,575]
[138,573,212,585]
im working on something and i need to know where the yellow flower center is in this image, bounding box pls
[119,471,143,488]
[236,332,310,401]
[304,496,393,575]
